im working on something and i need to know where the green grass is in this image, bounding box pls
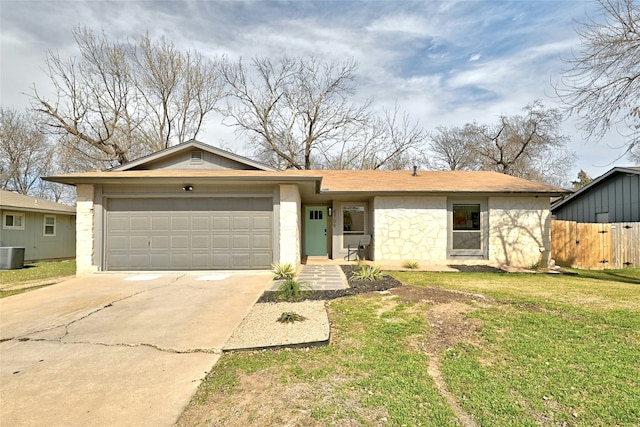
[188,295,459,426]
[182,268,640,426]
[0,260,75,298]
[394,268,640,426]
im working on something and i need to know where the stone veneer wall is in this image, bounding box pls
[488,196,551,267]
[75,184,98,276]
[373,196,448,262]
[279,184,301,266]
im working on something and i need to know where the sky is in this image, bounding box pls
[0,0,634,182]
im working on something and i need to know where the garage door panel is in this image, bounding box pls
[253,253,272,267]
[172,217,190,231]
[232,254,251,268]
[151,216,170,231]
[253,235,271,249]
[253,216,271,230]
[108,216,132,232]
[233,235,250,249]
[212,253,231,268]
[212,235,230,249]
[213,216,230,230]
[171,236,189,249]
[106,197,273,270]
[232,216,250,229]
[130,237,149,250]
[130,217,149,231]
[191,235,210,249]
[149,253,170,269]
[150,236,170,250]
[191,253,211,268]
[191,217,210,231]
[108,235,131,249]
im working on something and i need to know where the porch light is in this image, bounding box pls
[328,207,333,216]
[183,185,193,191]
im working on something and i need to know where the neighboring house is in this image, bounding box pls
[551,167,640,223]
[46,140,567,275]
[0,190,76,261]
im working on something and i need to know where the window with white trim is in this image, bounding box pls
[3,212,25,230]
[44,215,56,236]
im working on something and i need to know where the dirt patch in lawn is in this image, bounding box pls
[389,284,486,427]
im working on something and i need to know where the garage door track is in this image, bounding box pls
[0,271,271,427]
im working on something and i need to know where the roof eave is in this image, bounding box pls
[0,205,76,215]
[43,175,322,186]
[320,190,568,197]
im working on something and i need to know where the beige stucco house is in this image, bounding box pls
[46,140,567,276]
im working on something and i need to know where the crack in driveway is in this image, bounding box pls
[9,336,222,354]
[2,274,202,354]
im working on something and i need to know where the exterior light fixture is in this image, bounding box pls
[328,207,333,216]
[183,185,193,191]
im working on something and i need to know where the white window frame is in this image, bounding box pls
[43,214,56,236]
[3,212,25,230]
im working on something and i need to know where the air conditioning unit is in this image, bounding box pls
[0,247,25,270]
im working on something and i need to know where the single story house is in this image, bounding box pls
[0,190,76,261]
[46,140,567,275]
[552,166,640,223]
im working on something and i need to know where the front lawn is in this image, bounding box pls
[0,260,76,298]
[177,268,640,426]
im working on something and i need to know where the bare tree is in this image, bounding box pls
[324,105,426,170]
[427,124,481,170]
[0,107,54,196]
[221,56,425,170]
[31,27,223,169]
[557,0,640,160]
[476,101,571,177]
[427,101,574,186]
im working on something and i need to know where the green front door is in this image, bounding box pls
[305,206,328,256]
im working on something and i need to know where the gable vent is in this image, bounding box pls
[190,151,203,163]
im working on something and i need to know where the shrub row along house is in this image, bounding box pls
[46,140,567,275]
[0,190,76,262]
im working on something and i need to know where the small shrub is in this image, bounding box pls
[277,278,309,300]
[351,264,383,281]
[402,260,419,269]
[277,311,307,323]
[272,262,297,280]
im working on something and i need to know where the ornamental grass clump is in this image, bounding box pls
[271,262,297,280]
[277,311,307,323]
[277,278,309,300]
[351,264,383,281]
[402,260,419,269]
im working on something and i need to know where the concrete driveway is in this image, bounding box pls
[0,271,271,427]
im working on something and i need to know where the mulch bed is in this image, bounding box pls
[447,264,506,273]
[257,265,403,303]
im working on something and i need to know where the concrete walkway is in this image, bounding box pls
[269,264,349,291]
[0,271,271,427]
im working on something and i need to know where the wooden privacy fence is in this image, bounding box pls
[551,220,640,269]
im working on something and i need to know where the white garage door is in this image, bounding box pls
[105,198,273,270]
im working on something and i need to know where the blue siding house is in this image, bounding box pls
[551,167,640,223]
